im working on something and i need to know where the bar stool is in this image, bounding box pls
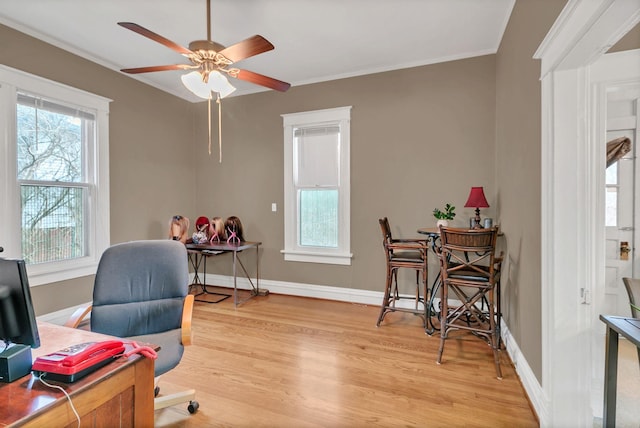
[376,217,429,327]
[436,226,502,379]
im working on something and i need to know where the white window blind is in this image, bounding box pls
[295,126,340,187]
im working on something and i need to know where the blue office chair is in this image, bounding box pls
[66,240,198,414]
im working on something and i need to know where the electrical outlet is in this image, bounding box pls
[271,203,277,212]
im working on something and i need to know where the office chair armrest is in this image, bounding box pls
[181,294,194,346]
[64,304,93,328]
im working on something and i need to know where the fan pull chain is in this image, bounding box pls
[207,96,212,156]
[217,93,222,163]
[206,94,223,162]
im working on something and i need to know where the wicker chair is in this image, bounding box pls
[376,217,429,327]
[436,226,503,379]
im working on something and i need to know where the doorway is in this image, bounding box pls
[535,0,640,423]
[595,64,640,421]
[604,87,639,317]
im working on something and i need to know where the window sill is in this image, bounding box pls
[281,250,352,266]
[26,257,100,286]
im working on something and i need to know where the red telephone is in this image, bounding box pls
[32,340,125,383]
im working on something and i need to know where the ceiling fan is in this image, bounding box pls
[117,0,290,161]
[117,0,291,96]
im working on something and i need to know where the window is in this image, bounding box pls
[605,162,618,227]
[282,106,352,265]
[0,65,110,286]
[605,133,634,228]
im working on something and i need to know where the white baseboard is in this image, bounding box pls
[500,319,547,425]
[193,272,426,307]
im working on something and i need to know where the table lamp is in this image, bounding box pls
[464,186,489,229]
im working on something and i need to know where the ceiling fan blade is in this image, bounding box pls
[219,35,274,63]
[121,64,193,74]
[118,22,193,56]
[235,69,291,92]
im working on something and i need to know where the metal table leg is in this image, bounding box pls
[603,326,619,428]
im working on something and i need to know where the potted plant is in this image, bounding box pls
[433,204,456,227]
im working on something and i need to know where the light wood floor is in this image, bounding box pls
[155,288,538,427]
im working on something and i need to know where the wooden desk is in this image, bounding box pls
[187,241,263,306]
[0,322,154,427]
[600,315,640,428]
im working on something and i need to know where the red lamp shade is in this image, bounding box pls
[464,187,490,209]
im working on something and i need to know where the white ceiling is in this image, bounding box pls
[0,0,515,103]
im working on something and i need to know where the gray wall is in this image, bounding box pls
[193,55,497,289]
[494,0,568,383]
[608,21,640,53]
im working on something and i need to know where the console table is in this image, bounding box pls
[186,241,263,306]
[0,322,154,427]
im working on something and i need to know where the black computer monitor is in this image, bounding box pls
[0,258,40,348]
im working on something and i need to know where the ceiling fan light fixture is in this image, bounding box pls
[181,71,211,98]
[181,70,236,99]
[208,70,236,98]
[118,0,288,159]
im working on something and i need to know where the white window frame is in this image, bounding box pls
[282,106,352,265]
[0,65,110,286]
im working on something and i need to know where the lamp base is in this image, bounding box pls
[472,209,484,229]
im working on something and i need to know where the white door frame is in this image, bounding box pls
[534,0,640,426]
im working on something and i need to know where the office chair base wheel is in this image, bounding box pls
[188,400,199,414]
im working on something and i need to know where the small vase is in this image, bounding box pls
[436,219,449,228]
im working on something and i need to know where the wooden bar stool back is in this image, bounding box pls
[376,217,429,327]
[436,226,502,379]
